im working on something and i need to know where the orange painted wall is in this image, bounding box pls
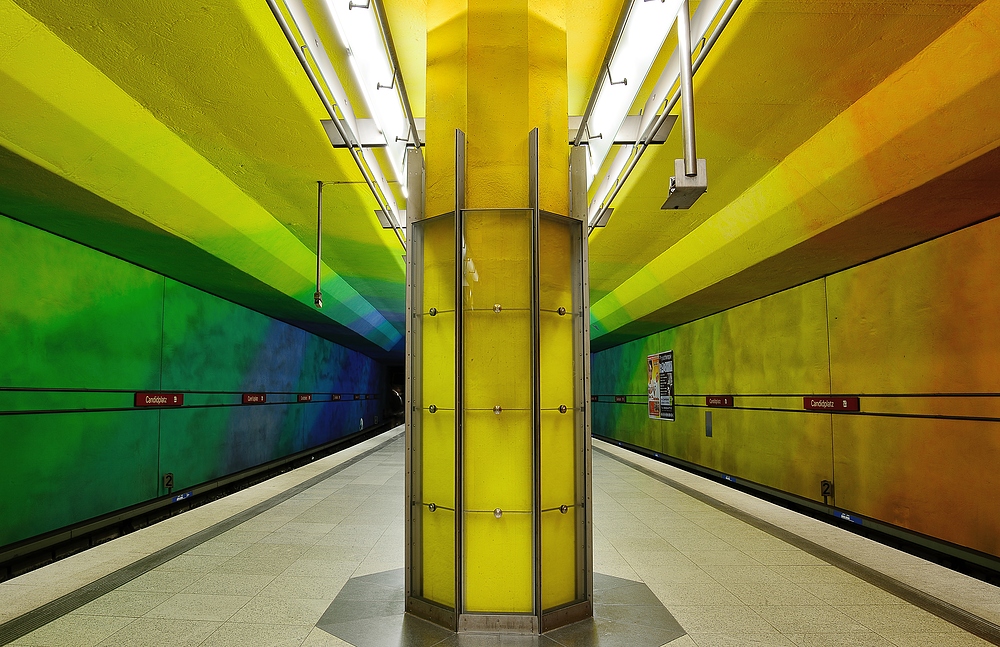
[593,214,1000,560]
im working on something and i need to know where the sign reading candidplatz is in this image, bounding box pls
[803,396,860,412]
[134,392,184,407]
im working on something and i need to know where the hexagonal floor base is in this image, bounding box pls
[316,569,686,647]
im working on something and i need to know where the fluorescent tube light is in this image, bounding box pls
[586,0,683,187]
[584,0,730,227]
[323,0,409,185]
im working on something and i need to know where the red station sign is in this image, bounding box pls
[297,394,313,403]
[803,396,860,412]
[706,396,734,408]
[242,393,267,404]
[134,392,184,407]
[331,394,342,401]
[614,395,627,403]
[354,394,363,400]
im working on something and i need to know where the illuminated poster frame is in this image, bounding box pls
[647,351,674,421]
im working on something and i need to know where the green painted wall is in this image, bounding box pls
[593,215,1000,560]
[0,215,386,548]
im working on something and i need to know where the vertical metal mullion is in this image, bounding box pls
[405,147,424,608]
[454,128,466,627]
[581,211,594,611]
[528,128,542,625]
[569,145,590,607]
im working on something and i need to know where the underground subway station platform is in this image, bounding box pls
[2,0,1000,645]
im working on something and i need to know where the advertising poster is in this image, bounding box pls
[647,350,674,421]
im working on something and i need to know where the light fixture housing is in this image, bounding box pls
[321,0,409,185]
[585,0,684,188]
[578,0,736,228]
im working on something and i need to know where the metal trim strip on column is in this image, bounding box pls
[454,128,467,628]
[404,147,423,610]
[528,128,542,625]
[404,197,413,607]
[581,201,595,610]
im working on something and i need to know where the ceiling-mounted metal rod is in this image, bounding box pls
[572,0,633,147]
[371,0,423,150]
[266,0,406,252]
[588,0,743,236]
[676,0,698,177]
[315,180,324,309]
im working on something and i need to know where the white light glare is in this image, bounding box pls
[587,0,727,227]
[587,0,683,188]
[324,0,409,184]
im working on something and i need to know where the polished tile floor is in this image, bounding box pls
[1,427,998,646]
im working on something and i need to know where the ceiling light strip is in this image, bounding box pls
[287,0,406,234]
[587,0,744,233]
[266,0,407,251]
[370,0,423,149]
[572,0,633,148]
[579,0,686,187]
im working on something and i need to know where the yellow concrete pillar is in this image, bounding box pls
[426,0,568,214]
[407,0,590,633]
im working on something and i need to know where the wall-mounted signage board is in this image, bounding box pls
[647,351,675,421]
[803,396,860,412]
[242,393,266,404]
[706,396,734,408]
[134,392,184,407]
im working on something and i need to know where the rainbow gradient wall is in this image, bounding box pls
[592,214,1000,563]
[0,215,387,549]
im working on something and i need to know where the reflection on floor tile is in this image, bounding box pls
[4,434,999,647]
[315,569,686,647]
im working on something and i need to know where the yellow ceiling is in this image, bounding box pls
[1,0,998,357]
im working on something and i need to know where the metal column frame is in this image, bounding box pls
[570,141,594,612]
[581,195,595,614]
[404,147,423,608]
[454,129,466,629]
[528,129,543,628]
[408,130,591,635]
